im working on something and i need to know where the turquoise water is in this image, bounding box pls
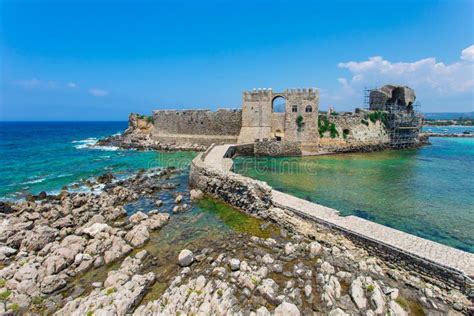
[234,138,474,253]
[423,125,474,134]
[0,122,196,200]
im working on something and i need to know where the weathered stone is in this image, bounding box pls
[178,249,194,267]
[124,224,150,247]
[274,301,300,316]
[229,258,240,271]
[129,211,148,223]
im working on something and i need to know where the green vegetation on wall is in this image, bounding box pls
[137,114,155,124]
[296,115,304,131]
[368,110,388,127]
[318,116,339,138]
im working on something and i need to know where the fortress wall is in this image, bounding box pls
[190,144,474,295]
[151,109,242,145]
[319,113,390,150]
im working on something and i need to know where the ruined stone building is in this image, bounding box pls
[368,85,423,148]
[237,88,319,153]
[129,85,423,155]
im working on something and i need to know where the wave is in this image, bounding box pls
[73,137,99,149]
[73,137,119,151]
[21,177,46,185]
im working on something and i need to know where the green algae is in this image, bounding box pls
[197,198,279,239]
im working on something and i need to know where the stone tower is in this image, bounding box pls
[238,88,319,146]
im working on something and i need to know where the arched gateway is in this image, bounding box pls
[237,88,319,146]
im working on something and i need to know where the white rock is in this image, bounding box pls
[308,241,322,258]
[124,224,150,247]
[328,308,349,316]
[388,300,408,316]
[262,254,274,265]
[229,258,241,271]
[320,261,335,275]
[83,223,111,238]
[350,276,367,310]
[274,302,300,316]
[129,211,148,223]
[178,249,194,267]
[175,195,183,204]
[190,189,204,201]
[256,306,271,316]
[284,242,297,256]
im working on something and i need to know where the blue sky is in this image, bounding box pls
[1,0,473,121]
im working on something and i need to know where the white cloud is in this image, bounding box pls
[89,88,109,97]
[338,44,474,95]
[67,82,77,88]
[12,78,41,88]
[461,45,474,61]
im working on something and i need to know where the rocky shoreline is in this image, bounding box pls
[96,114,207,152]
[0,164,472,315]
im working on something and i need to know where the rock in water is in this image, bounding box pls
[190,189,204,201]
[178,249,194,267]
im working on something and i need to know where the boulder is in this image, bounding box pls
[178,249,194,267]
[143,213,170,230]
[350,276,367,310]
[21,226,58,251]
[274,302,300,316]
[190,189,204,201]
[129,211,148,224]
[83,223,111,238]
[0,245,17,260]
[229,258,241,271]
[308,241,322,258]
[124,224,150,248]
[41,274,67,294]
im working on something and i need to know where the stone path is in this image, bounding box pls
[272,190,474,277]
[198,144,474,280]
[202,144,235,172]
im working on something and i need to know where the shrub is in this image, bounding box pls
[105,288,115,296]
[366,284,375,292]
[146,115,155,124]
[0,279,5,287]
[361,119,369,126]
[296,115,304,130]
[329,123,339,138]
[318,116,329,137]
[10,303,20,313]
[32,296,44,305]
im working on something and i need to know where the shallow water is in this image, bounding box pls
[234,138,474,253]
[0,122,196,199]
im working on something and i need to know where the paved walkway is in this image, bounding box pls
[272,190,474,277]
[202,144,235,172]
[199,144,474,279]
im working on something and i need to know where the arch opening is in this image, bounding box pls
[272,96,286,113]
[305,105,313,113]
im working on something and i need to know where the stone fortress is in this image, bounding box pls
[131,84,423,156]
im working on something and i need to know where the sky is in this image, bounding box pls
[0,0,473,121]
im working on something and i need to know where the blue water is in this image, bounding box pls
[234,137,474,252]
[0,122,196,200]
[423,125,474,134]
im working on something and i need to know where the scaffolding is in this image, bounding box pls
[364,88,423,149]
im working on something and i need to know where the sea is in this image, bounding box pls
[1,122,473,253]
[234,125,474,253]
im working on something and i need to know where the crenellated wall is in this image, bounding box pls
[151,109,242,146]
